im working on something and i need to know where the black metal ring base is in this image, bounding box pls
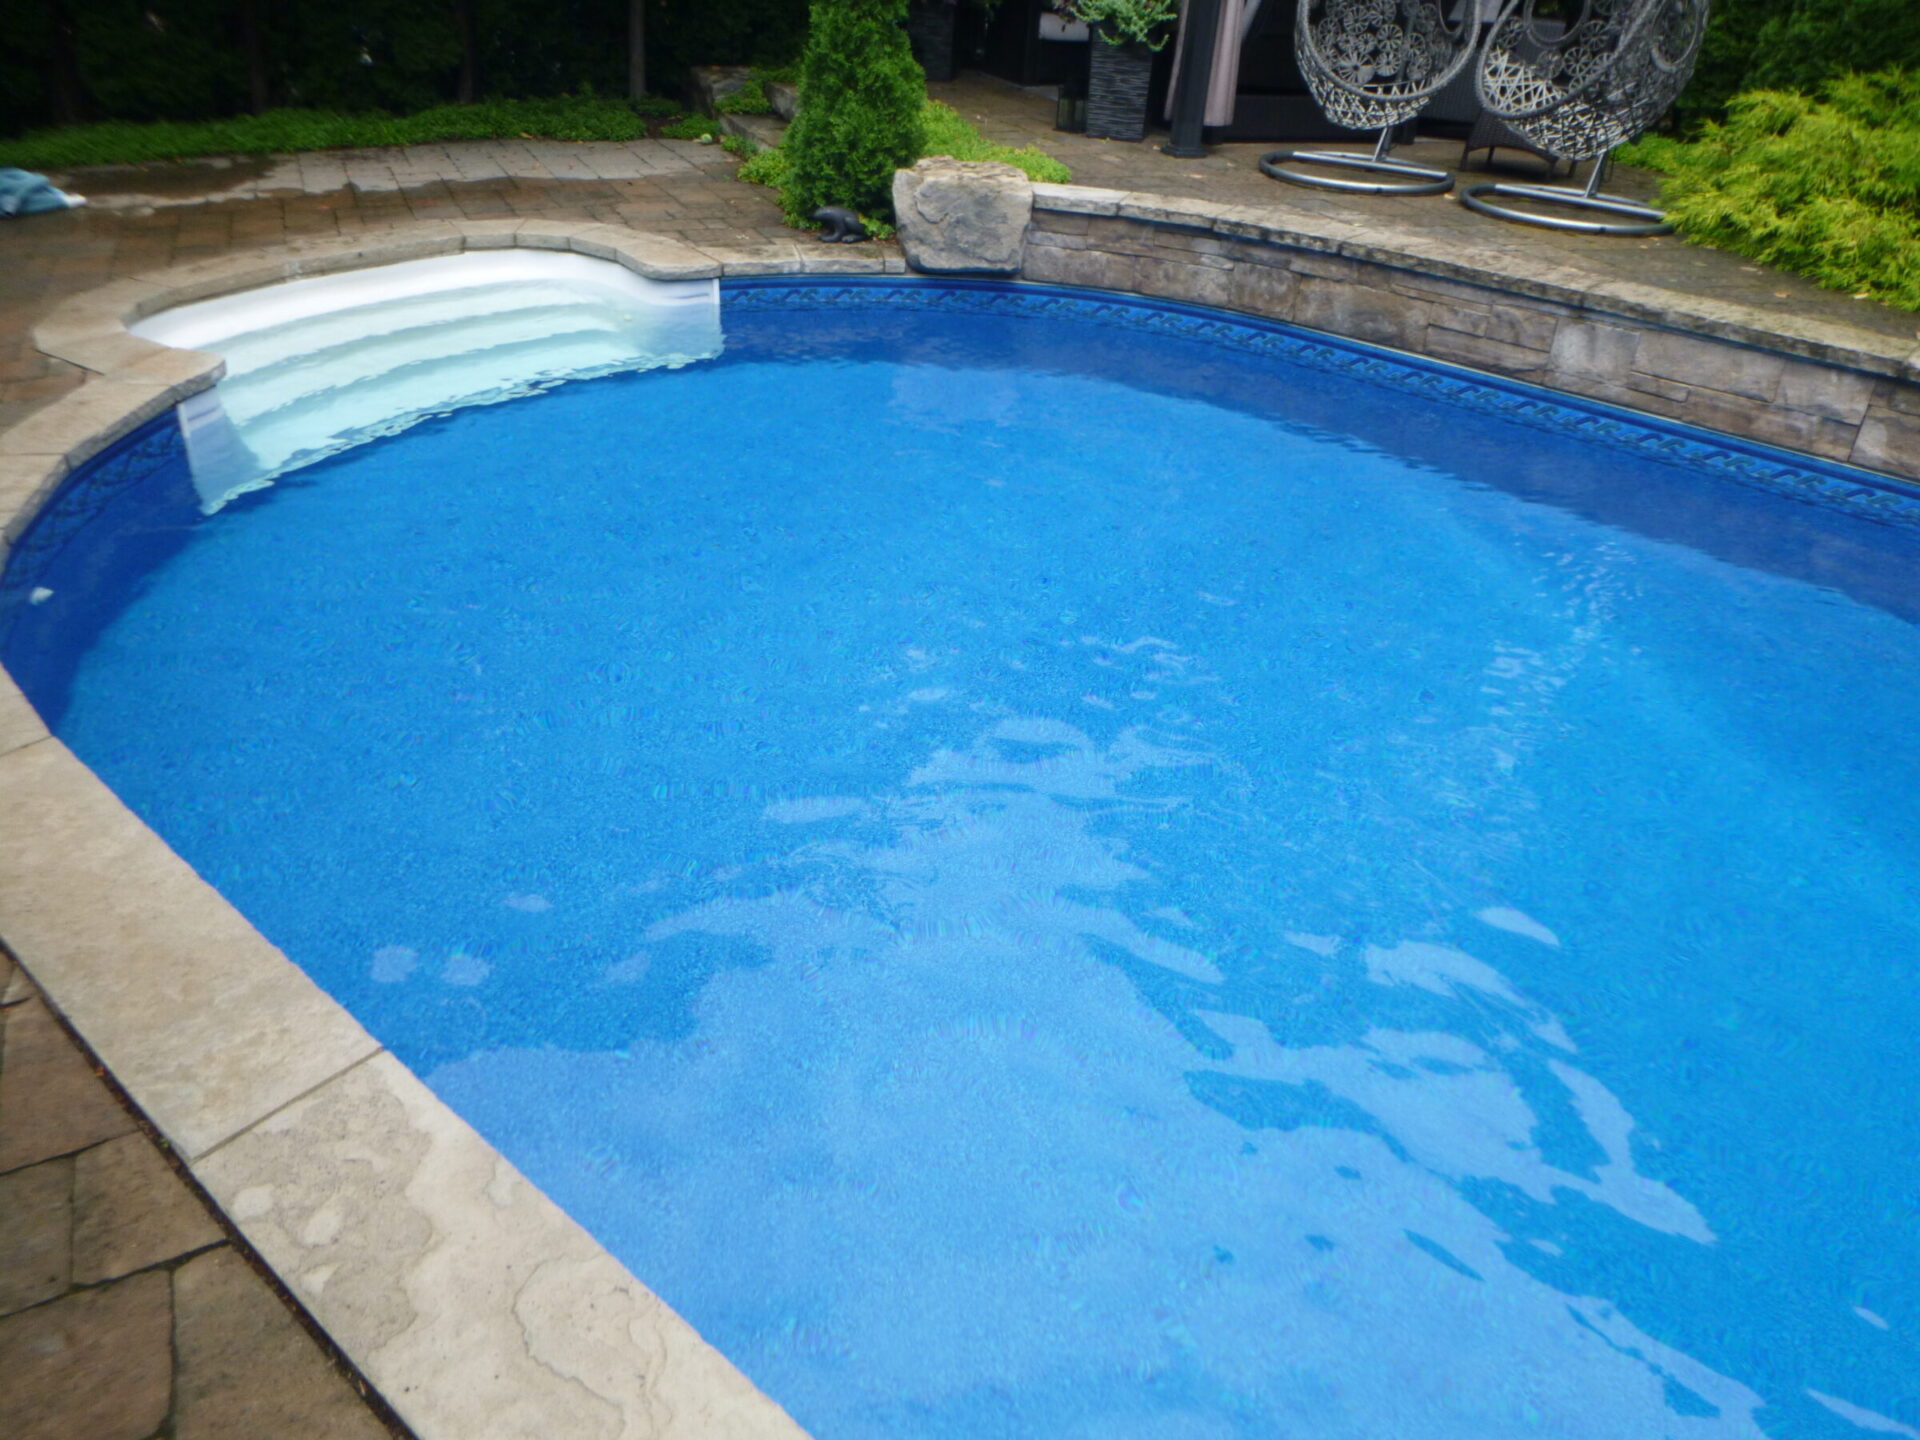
[1459,181,1672,236]
[1259,149,1454,196]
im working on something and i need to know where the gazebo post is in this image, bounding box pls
[1163,0,1227,158]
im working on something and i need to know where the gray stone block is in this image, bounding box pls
[1744,406,1861,462]
[1875,378,1920,417]
[1021,242,1135,293]
[1226,262,1299,321]
[893,157,1033,277]
[1636,330,1780,403]
[1626,373,1691,404]
[1852,407,1920,479]
[1293,279,1431,351]
[1548,321,1639,384]
[1032,211,1090,236]
[1133,255,1233,308]
[1425,326,1550,378]
[1032,184,1128,215]
[1481,305,1560,354]
[1289,251,1362,284]
[1773,361,1876,424]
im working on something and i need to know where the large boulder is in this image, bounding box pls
[892,156,1033,276]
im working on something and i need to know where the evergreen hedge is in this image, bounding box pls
[778,0,926,224]
[1682,0,1920,126]
[0,96,679,169]
[0,0,810,140]
[1626,70,1920,310]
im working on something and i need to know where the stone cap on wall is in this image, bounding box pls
[1027,183,1920,385]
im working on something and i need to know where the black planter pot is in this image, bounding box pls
[1085,24,1156,141]
[906,0,959,83]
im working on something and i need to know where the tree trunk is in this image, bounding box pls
[455,0,479,104]
[628,0,647,97]
[237,0,269,114]
[43,0,91,125]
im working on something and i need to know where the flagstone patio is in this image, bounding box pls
[0,945,408,1440]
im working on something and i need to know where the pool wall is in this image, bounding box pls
[1013,185,1920,483]
[1,207,1915,1440]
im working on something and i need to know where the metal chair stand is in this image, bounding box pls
[1260,128,1454,196]
[1458,155,1671,236]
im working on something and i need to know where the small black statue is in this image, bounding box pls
[811,206,867,243]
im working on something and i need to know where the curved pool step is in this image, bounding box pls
[233,323,679,475]
[131,251,722,510]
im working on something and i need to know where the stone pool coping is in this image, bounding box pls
[0,201,1914,1440]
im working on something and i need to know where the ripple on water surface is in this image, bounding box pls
[13,285,1920,1440]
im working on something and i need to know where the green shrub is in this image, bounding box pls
[737,144,793,188]
[742,98,1071,214]
[717,79,773,115]
[1624,69,1920,310]
[659,113,720,140]
[0,95,658,168]
[919,99,1072,183]
[778,0,926,225]
[720,131,760,157]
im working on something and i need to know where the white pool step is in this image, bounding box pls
[132,252,722,511]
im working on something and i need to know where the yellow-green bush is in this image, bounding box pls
[918,100,1071,184]
[1626,70,1920,310]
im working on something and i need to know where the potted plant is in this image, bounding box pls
[1065,0,1177,141]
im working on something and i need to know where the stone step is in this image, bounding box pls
[721,113,786,150]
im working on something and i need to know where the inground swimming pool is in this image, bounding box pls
[5,278,1918,1440]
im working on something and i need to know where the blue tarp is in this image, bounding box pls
[0,168,82,218]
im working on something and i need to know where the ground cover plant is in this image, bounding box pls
[917,100,1072,182]
[0,94,687,169]
[660,112,722,141]
[1624,69,1920,311]
[717,78,775,116]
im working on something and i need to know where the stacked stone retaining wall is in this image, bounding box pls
[1019,186,1920,483]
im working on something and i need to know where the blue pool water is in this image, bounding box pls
[6,281,1919,1439]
